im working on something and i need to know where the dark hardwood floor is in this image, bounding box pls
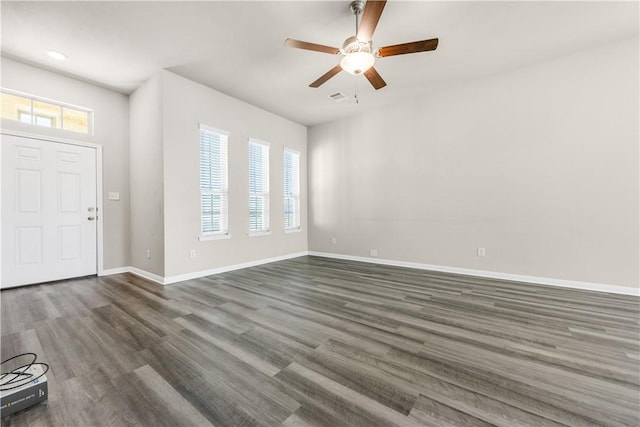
[1,256,639,426]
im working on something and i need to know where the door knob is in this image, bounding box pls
[88,216,96,221]
[88,207,95,212]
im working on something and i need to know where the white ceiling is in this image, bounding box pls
[1,1,638,126]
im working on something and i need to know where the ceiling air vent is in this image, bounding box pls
[328,92,348,103]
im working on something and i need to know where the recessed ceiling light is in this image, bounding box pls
[46,50,67,60]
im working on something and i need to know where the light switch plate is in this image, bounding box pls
[108,192,120,201]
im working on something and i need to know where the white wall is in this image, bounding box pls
[308,37,639,289]
[0,57,130,270]
[129,73,165,275]
[1,62,307,282]
[161,71,307,278]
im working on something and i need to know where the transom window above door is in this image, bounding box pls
[1,88,93,134]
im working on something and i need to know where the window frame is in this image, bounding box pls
[283,148,301,232]
[198,124,230,241]
[248,138,271,236]
[1,88,94,135]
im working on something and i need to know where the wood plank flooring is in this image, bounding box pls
[1,256,639,426]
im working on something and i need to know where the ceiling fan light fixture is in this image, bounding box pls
[340,51,375,75]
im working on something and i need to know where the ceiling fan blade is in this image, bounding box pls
[309,64,343,88]
[377,38,439,57]
[357,0,387,42]
[363,67,386,90]
[285,38,340,55]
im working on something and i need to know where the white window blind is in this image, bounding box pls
[200,125,229,236]
[284,149,300,230]
[248,139,270,233]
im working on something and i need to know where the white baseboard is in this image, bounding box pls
[99,251,309,286]
[307,251,640,297]
[101,267,130,276]
[127,267,165,285]
[163,251,309,284]
[100,265,165,285]
[99,251,639,296]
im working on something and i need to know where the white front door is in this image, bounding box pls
[1,134,97,288]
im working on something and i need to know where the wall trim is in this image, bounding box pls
[99,251,309,285]
[308,251,640,297]
[100,266,164,285]
[127,267,166,285]
[101,267,130,276]
[99,251,638,296]
[163,251,309,285]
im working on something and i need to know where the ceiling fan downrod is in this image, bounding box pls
[350,0,365,37]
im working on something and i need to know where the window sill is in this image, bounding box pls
[199,233,231,241]
[248,230,271,237]
[284,227,302,233]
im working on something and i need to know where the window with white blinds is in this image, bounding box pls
[284,149,300,230]
[248,139,270,234]
[200,125,229,237]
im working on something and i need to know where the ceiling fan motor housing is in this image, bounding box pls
[342,36,372,54]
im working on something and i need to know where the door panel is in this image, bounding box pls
[2,134,97,288]
[16,168,42,213]
[58,225,81,261]
[16,226,43,264]
[58,172,81,213]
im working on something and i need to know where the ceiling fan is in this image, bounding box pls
[284,0,438,90]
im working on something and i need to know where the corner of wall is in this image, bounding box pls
[129,72,165,276]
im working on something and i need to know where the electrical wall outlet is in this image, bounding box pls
[331,237,337,245]
[146,249,151,259]
[477,247,486,257]
[189,249,197,259]
[370,249,378,257]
